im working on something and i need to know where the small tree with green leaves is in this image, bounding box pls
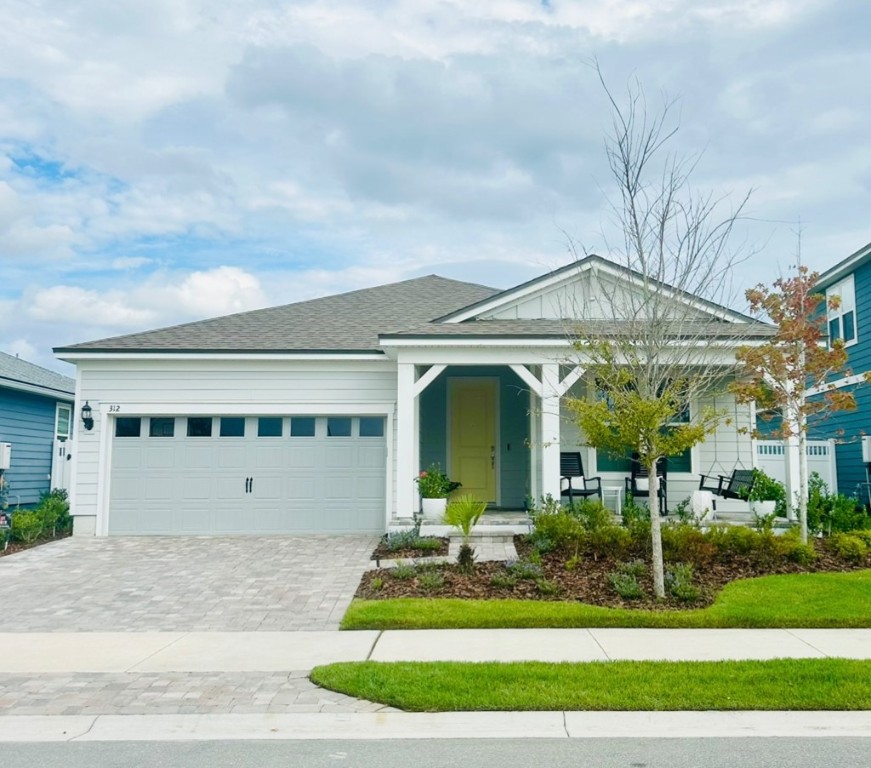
[732,266,870,543]
[563,70,755,598]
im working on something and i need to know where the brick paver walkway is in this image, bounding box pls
[0,536,378,632]
[0,671,397,716]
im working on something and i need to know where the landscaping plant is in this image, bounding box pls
[444,495,486,572]
[415,464,460,499]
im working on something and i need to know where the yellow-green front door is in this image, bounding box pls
[449,379,497,504]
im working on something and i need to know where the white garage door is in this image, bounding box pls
[109,415,387,534]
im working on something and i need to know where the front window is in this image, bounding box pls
[827,275,857,346]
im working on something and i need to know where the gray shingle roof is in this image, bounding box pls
[55,275,500,354]
[0,351,75,397]
[381,319,777,340]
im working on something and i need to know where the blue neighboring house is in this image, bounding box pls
[810,241,871,501]
[0,351,75,507]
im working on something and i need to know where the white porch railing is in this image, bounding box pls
[755,439,837,494]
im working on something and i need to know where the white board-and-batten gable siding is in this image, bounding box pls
[478,271,715,322]
[71,358,398,528]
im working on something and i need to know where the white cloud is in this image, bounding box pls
[166,266,268,318]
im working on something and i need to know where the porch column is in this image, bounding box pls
[541,363,562,501]
[396,363,417,518]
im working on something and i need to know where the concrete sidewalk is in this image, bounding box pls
[1,628,870,673]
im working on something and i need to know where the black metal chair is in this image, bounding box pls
[559,452,602,504]
[625,454,668,516]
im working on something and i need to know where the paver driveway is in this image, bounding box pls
[0,535,377,632]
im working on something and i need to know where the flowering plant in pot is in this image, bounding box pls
[415,464,461,519]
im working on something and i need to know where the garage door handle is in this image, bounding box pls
[244,477,252,493]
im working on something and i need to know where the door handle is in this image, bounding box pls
[490,446,495,469]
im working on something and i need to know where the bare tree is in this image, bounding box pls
[563,70,761,598]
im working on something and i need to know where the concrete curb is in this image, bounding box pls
[2,712,871,742]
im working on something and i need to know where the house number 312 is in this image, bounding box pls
[108,405,121,412]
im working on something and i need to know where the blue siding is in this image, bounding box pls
[420,366,530,507]
[809,383,871,500]
[0,388,59,506]
[807,259,871,499]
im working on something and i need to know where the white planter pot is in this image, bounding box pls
[421,497,448,520]
[751,500,777,517]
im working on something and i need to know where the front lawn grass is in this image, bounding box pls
[311,658,871,711]
[341,570,871,629]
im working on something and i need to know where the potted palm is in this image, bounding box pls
[415,464,460,520]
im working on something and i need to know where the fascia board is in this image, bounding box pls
[0,377,75,401]
[815,241,871,289]
[55,351,387,362]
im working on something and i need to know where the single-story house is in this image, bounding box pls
[0,351,76,507]
[55,255,775,536]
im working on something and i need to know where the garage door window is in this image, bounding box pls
[290,417,316,437]
[149,417,175,437]
[115,417,141,437]
[258,417,283,437]
[219,417,245,437]
[327,417,352,437]
[359,417,384,437]
[187,417,213,437]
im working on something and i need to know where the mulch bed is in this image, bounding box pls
[0,530,72,558]
[356,535,868,611]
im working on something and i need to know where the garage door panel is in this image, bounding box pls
[181,446,214,470]
[110,413,386,534]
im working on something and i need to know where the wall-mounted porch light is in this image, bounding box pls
[81,401,94,431]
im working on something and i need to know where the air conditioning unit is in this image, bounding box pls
[863,436,871,465]
[0,443,10,470]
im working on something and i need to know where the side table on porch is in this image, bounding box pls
[601,486,623,517]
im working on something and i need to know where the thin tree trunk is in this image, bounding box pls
[649,463,666,598]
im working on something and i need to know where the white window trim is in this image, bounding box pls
[826,275,857,348]
[55,403,72,440]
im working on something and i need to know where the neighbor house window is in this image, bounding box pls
[827,275,857,346]
[56,404,72,440]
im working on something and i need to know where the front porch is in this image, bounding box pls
[390,361,760,527]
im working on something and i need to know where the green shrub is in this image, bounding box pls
[532,512,585,553]
[529,533,555,554]
[608,570,643,600]
[707,525,761,557]
[806,473,870,534]
[775,527,816,565]
[665,563,701,602]
[608,560,647,600]
[535,578,559,595]
[11,511,43,545]
[746,469,787,518]
[489,572,518,588]
[585,524,632,560]
[390,562,417,580]
[386,527,441,552]
[37,488,70,535]
[569,500,613,530]
[661,523,715,566]
[370,577,384,591]
[507,560,543,580]
[829,533,869,563]
[417,569,445,591]
[564,554,583,571]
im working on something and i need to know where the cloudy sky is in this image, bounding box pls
[1,0,869,373]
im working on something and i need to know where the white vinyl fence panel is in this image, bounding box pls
[755,440,837,494]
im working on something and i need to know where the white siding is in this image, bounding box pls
[558,384,753,510]
[482,273,712,322]
[71,358,398,529]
